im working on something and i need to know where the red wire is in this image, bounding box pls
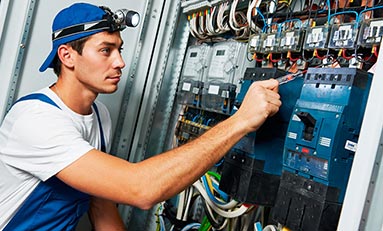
[269,53,281,63]
[342,49,353,60]
[315,50,327,60]
[373,46,379,58]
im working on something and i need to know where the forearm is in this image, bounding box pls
[135,115,248,204]
[88,197,125,231]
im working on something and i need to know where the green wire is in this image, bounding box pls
[207,171,221,181]
[199,216,212,231]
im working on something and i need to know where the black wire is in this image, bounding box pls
[200,197,226,230]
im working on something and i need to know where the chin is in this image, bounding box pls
[100,86,118,94]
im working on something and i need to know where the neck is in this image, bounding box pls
[52,80,97,115]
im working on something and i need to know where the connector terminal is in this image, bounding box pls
[358,18,383,47]
[328,23,358,49]
[303,25,330,50]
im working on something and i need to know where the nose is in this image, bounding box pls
[113,53,126,70]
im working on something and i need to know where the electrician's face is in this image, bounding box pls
[73,31,125,94]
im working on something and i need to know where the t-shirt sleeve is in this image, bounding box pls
[2,103,94,181]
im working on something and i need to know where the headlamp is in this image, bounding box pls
[52,6,140,41]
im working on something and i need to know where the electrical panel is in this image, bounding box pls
[163,1,381,231]
[201,40,255,114]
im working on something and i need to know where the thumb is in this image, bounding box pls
[253,79,279,92]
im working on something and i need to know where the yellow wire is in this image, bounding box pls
[205,173,215,193]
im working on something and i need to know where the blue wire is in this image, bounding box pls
[329,11,359,23]
[212,181,229,202]
[327,0,331,24]
[359,6,383,23]
[202,175,227,205]
[256,8,267,32]
[214,158,224,167]
[192,114,199,122]
[180,223,201,231]
[206,118,213,126]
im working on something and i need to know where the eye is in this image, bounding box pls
[119,47,124,53]
[101,47,111,54]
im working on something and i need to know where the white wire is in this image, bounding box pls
[182,187,194,221]
[263,224,278,231]
[193,180,248,218]
[229,0,241,31]
[177,190,186,220]
[216,2,230,33]
[204,199,229,230]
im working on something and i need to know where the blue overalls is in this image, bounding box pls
[3,93,105,231]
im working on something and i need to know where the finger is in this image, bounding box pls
[265,89,281,100]
[253,79,279,90]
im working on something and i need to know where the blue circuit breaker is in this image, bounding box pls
[272,67,372,231]
[219,67,303,206]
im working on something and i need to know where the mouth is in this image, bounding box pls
[107,75,121,83]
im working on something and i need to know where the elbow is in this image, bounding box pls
[136,202,156,210]
[126,188,161,210]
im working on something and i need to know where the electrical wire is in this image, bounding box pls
[180,222,201,231]
[182,187,194,221]
[193,180,249,218]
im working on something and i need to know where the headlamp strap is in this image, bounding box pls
[52,19,109,41]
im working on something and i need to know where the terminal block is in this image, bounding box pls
[303,25,330,50]
[358,18,383,48]
[328,23,358,49]
[262,32,280,53]
[280,29,305,52]
[248,33,264,54]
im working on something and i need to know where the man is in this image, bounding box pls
[0,2,281,231]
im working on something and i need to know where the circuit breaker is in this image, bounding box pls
[272,68,372,231]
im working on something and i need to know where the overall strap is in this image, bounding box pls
[92,102,106,152]
[14,93,106,152]
[15,93,61,110]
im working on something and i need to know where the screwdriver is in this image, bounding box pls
[275,70,306,85]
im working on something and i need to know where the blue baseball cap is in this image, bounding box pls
[39,3,110,72]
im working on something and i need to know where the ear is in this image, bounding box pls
[57,44,75,69]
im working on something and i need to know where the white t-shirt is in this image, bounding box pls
[0,87,112,229]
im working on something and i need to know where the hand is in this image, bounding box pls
[232,79,281,133]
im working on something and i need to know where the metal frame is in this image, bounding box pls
[114,0,190,229]
[0,0,10,46]
[0,0,37,119]
[4,0,37,113]
[338,39,383,230]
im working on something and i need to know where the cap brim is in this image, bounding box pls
[39,44,59,72]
